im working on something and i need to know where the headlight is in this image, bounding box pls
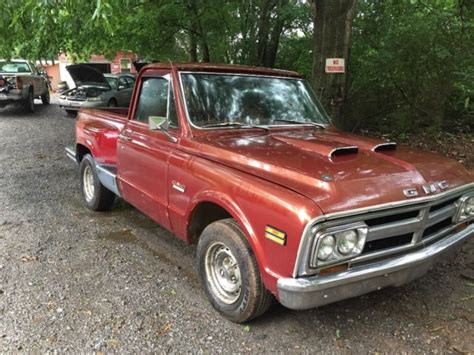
[87,96,102,102]
[454,195,474,223]
[317,235,336,261]
[336,230,358,254]
[310,223,368,268]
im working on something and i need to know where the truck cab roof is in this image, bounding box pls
[141,62,302,78]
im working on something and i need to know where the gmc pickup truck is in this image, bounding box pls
[0,59,50,112]
[66,63,474,322]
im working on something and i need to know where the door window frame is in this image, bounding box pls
[130,72,180,132]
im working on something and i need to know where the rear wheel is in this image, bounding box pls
[197,219,273,323]
[41,90,50,105]
[79,154,115,211]
[24,89,34,113]
[108,98,117,107]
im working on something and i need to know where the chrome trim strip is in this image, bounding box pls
[367,217,420,241]
[292,182,474,277]
[96,164,121,198]
[426,205,456,227]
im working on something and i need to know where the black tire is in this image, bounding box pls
[24,89,34,113]
[41,90,50,105]
[197,219,273,323]
[65,109,77,116]
[108,98,117,107]
[79,154,115,211]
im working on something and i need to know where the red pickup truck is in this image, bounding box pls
[66,63,474,322]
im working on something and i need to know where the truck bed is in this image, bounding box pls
[75,107,129,165]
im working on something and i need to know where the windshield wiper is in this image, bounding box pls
[272,119,326,129]
[202,122,270,131]
[202,122,245,128]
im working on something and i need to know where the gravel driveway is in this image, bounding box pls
[0,98,473,352]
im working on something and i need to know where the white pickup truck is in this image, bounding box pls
[0,59,50,112]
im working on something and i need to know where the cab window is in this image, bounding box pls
[134,76,179,129]
[134,77,169,123]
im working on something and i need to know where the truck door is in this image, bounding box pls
[116,71,179,230]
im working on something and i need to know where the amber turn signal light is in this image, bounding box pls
[319,263,349,275]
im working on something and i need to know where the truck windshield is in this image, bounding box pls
[180,73,330,128]
[0,61,31,73]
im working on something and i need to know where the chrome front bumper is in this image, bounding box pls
[277,224,473,310]
[0,89,24,106]
[59,99,106,111]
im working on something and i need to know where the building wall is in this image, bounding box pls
[110,51,139,74]
[43,64,60,91]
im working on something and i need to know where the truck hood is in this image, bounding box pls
[66,64,110,89]
[183,128,473,214]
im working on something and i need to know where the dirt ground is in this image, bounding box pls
[0,98,473,352]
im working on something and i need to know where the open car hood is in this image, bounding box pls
[66,64,110,89]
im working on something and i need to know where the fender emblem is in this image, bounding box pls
[171,181,186,193]
[404,181,448,198]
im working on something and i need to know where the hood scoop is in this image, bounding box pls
[373,142,397,153]
[272,135,359,161]
[330,146,359,159]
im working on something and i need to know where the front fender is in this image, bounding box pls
[188,189,263,268]
[167,150,323,293]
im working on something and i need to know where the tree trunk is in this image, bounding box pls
[264,0,288,67]
[187,0,211,62]
[188,32,198,62]
[310,0,357,123]
[255,0,275,66]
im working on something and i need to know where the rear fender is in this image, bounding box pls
[75,110,126,165]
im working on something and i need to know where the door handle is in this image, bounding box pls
[118,133,132,142]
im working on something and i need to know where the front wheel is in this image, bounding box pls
[197,219,273,323]
[79,154,115,211]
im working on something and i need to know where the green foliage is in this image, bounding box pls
[0,0,471,135]
[346,0,474,133]
[0,0,308,65]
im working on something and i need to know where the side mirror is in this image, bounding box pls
[118,85,126,90]
[148,116,177,143]
[148,116,167,130]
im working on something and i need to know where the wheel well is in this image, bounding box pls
[188,202,232,243]
[76,144,91,162]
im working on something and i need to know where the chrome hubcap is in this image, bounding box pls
[83,165,95,202]
[205,242,242,304]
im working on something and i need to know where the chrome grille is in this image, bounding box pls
[294,183,474,277]
[362,198,458,255]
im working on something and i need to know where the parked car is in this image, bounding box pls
[0,59,50,112]
[59,64,135,115]
[65,63,474,323]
